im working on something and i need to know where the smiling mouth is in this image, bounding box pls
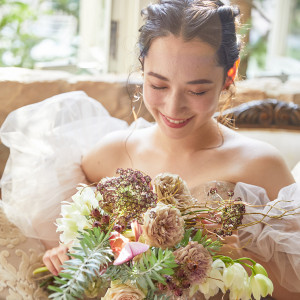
[160,113,193,128]
[165,116,188,124]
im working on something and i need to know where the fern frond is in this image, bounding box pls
[106,247,177,296]
[48,227,113,299]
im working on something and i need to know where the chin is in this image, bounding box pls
[157,121,195,140]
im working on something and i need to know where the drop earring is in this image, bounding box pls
[133,85,142,102]
[132,85,143,121]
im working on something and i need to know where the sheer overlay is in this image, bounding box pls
[0,91,299,298]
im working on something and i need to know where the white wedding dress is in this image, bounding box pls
[0,91,299,299]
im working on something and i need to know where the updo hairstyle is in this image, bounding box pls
[138,0,240,83]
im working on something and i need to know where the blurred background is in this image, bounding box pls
[0,0,299,178]
[0,0,299,78]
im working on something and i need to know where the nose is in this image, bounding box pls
[164,90,187,117]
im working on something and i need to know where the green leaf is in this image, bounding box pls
[69,253,84,261]
[192,229,203,242]
[143,253,150,268]
[149,254,156,266]
[58,272,73,279]
[158,248,163,261]
[181,228,193,246]
[139,259,146,271]
[160,268,174,275]
[145,274,155,290]
[151,270,165,283]
[48,285,64,293]
[137,277,148,290]
[53,276,68,285]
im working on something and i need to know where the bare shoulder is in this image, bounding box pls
[81,130,132,183]
[223,127,295,200]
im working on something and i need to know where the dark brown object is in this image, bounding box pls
[219,99,300,130]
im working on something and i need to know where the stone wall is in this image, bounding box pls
[0,67,300,177]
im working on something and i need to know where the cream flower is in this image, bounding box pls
[56,184,99,244]
[250,274,273,300]
[71,184,99,215]
[101,281,145,300]
[142,202,184,249]
[154,173,194,210]
[197,259,226,299]
[173,241,212,284]
[223,263,251,300]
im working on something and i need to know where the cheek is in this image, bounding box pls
[191,94,219,115]
[143,86,162,111]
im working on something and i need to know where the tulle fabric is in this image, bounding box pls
[0,91,299,292]
[0,91,129,247]
[235,182,300,292]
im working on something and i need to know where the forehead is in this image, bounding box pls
[144,35,221,76]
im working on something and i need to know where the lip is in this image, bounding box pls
[160,113,193,128]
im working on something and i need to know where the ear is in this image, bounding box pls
[223,58,240,90]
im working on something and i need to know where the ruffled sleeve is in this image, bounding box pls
[235,182,300,292]
[0,91,129,248]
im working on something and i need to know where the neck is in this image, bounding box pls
[153,119,224,155]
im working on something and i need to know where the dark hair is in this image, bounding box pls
[138,0,240,81]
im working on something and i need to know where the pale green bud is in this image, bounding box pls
[253,263,268,277]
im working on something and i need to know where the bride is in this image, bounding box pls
[1,0,299,299]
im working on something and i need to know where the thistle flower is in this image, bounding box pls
[154,173,194,210]
[142,202,184,249]
[173,241,212,284]
[96,168,157,225]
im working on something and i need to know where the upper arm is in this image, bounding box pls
[240,142,295,200]
[81,130,130,183]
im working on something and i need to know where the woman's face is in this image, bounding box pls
[143,35,225,140]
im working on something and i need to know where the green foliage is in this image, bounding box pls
[48,227,113,299]
[180,229,222,255]
[107,247,178,297]
[50,0,80,19]
[0,0,79,68]
[0,1,42,68]
[145,291,171,300]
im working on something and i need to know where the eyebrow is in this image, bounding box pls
[147,71,213,84]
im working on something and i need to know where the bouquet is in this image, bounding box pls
[34,168,288,300]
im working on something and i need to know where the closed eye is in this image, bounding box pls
[189,91,207,96]
[151,85,166,90]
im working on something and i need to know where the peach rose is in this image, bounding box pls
[101,281,145,300]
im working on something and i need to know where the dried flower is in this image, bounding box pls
[154,173,194,210]
[96,168,157,225]
[101,281,145,300]
[173,241,212,284]
[142,202,184,249]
